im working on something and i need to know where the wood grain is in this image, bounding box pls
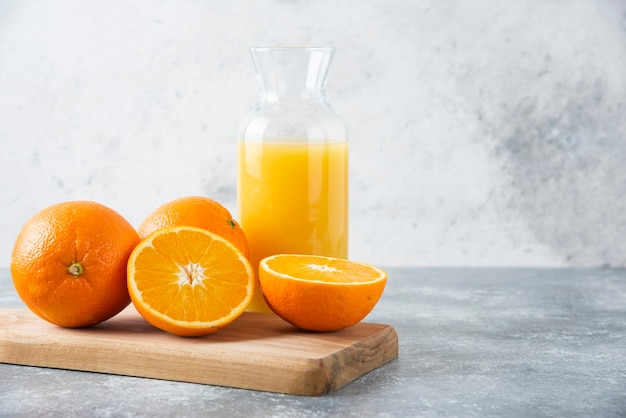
[0,306,398,396]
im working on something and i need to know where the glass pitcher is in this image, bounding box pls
[237,47,348,313]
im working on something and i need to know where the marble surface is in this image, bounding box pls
[2,267,626,417]
[1,1,626,268]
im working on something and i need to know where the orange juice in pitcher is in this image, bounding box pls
[237,47,348,312]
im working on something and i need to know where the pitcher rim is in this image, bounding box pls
[250,46,336,53]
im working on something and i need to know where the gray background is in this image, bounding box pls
[1,0,625,268]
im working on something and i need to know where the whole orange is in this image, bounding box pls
[138,196,249,258]
[10,201,140,328]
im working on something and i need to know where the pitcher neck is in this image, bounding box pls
[251,47,335,103]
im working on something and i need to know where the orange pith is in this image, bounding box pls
[10,201,140,328]
[259,254,387,332]
[127,226,254,337]
[137,196,249,259]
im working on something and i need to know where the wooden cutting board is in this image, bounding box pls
[0,306,398,396]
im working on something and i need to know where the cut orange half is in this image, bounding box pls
[259,254,387,332]
[127,226,254,337]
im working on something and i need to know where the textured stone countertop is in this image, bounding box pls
[1,267,625,417]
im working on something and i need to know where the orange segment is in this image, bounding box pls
[259,254,387,332]
[127,226,254,337]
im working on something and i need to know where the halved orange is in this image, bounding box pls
[127,226,254,337]
[258,254,387,332]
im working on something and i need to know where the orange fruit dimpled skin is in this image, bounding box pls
[10,201,140,328]
[259,254,387,332]
[137,196,249,259]
[127,226,254,337]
